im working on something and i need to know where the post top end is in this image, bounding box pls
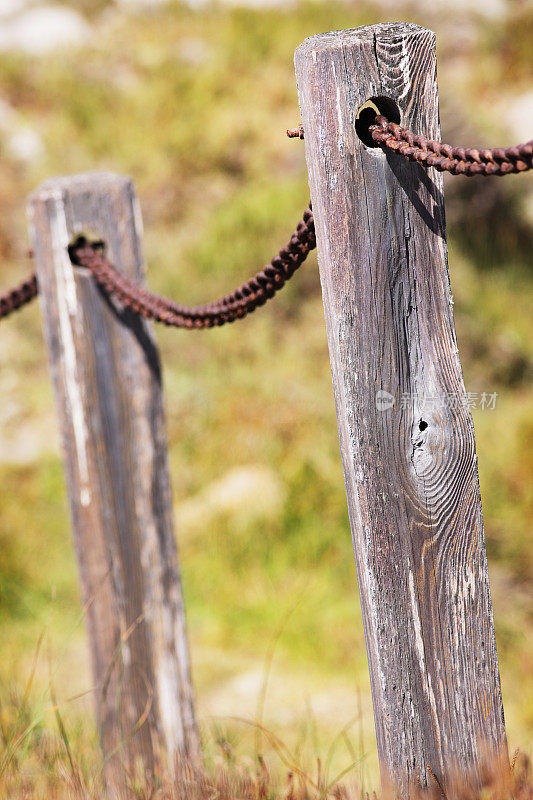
[295,22,434,60]
[29,171,133,205]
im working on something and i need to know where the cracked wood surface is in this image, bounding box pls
[28,173,199,791]
[295,23,506,792]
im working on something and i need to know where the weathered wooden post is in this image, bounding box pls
[295,23,506,792]
[27,173,199,790]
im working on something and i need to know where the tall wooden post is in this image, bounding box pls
[28,173,199,790]
[295,24,506,791]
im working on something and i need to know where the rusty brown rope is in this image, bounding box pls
[289,115,533,176]
[0,273,38,318]
[69,206,315,327]
[0,207,315,325]
[370,116,533,175]
[2,113,532,324]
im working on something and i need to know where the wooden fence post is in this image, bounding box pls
[295,24,506,792]
[27,172,200,790]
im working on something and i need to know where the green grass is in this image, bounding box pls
[0,0,532,794]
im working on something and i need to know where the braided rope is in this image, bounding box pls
[0,274,38,318]
[0,207,315,325]
[289,116,533,176]
[2,113,532,323]
[369,116,533,176]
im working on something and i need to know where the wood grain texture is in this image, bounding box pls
[295,24,506,792]
[28,173,199,790]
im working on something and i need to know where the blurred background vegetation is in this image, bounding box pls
[0,0,532,793]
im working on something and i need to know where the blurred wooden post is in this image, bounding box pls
[295,23,506,793]
[27,172,199,791]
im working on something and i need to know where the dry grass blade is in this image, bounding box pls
[225,716,319,792]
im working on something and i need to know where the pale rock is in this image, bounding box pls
[0,6,91,55]
[115,0,172,9]
[6,126,44,161]
[179,37,209,66]
[504,91,533,145]
[176,464,286,538]
[0,98,43,163]
[0,0,32,18]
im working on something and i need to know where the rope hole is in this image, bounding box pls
[355,96,401,148]
[68,230,107,266]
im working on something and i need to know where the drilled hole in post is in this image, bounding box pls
[355,96,401,148]
[419,420,428,432]
[68,231,106,266]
